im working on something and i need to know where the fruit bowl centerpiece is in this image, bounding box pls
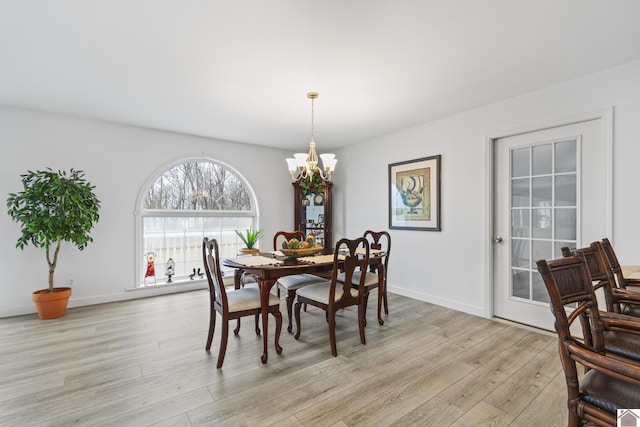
[281,235,323,258]
[281,246,324,258]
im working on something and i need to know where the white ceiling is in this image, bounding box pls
[1,1,639,151]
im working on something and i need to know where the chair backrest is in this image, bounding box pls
[363,230,391,277]
[601,237,630,290]
[273,230,306,250]
[536,255,606,354]
[203,237,228,311]
[537,255,640,426]
[331,237,370,305]
[561,242,618,313]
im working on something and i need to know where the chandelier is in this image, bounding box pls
[286,92,337,182]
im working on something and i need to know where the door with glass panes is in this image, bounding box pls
[493,118,609,330]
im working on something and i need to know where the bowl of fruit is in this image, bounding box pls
[281,235,323,257]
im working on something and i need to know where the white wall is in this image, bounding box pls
[0,108,294,317]
[3,60,640,319]
[336,60,640,317]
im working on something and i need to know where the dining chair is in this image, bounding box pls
[560,243,640,363]
[202,237,283,368]
[294,236,370,357]
[601,238,640,283]
[561,243,617,313]
[564,242,640,317]
[337,230,390,326]
[601,238,640,298]
[536,256,640,426]
[273,230,328,333]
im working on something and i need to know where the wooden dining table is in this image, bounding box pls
[223,251,386,364]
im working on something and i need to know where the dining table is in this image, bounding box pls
[223,249,386,364]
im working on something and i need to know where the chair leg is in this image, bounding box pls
[328,308,338,357]
[377,287,384,325]
[294,299,303,340]
[217,320,229,368]
[254,313,261,336]
[383,280,389,315]
[363,291,369,327]
[233,318,241,336]
[205,309,216,351]
[358,302,367,346]
[273,311,283,354]
[286,290,296,334]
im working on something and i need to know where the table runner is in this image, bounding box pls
[226,256,284,267]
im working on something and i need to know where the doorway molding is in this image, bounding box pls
[482,107,613,319]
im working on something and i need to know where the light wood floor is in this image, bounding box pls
[0,289,568,426]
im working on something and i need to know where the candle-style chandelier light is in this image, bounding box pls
[286,92,337,182]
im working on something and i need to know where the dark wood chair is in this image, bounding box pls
[536,256,640,426]
[337,230,390,325]
[601,238,640,317]
[564,241,640,317]
[202,237,282,368]
[561,242,640,363]
[273,230,327,333]
[294,237,370,357]
[561,243,617,313]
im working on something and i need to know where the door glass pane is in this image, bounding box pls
[532,176,552,205]
[511,178,529,208]
[532,271,550,303]
[555,174,576,206]
[512,269,530,299]
[531,240,552,268]
[555,140,577,173]
[512,148,529,178]
[511,209,529,238]
[533,144,552,175]
[532,209,552,239]
[556,208,577,240]
[512,239,529,268]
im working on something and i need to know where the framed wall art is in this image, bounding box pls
[388,155,441,231]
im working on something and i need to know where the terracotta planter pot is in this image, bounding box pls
[32,287,72,319]
[239,248,259,255]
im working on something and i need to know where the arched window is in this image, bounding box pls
[136,158,258,287]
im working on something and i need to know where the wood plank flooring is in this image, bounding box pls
[0,289,567,426]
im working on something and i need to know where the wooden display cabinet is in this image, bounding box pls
[293,179,332,253]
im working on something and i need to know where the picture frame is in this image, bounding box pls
[389,155,441,231]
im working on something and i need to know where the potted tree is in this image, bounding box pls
[235,227,263,255]
[6,168,101,319]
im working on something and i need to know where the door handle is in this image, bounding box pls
[493,236,503,243]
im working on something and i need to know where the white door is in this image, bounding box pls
[493,116,610,330]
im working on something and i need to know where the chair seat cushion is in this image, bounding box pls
[603,330,640,362]
[580,368,640,414]
[296,281,357,305]
[276,274,326,290]
[336,271,379,287]
[226,288,279,312]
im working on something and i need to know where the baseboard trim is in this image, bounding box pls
[388,284,486,318]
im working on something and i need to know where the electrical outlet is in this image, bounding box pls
[68,277,75,287]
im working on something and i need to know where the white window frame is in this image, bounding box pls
[133,155,259,288]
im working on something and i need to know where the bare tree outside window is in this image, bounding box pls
[144,161,251,211]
